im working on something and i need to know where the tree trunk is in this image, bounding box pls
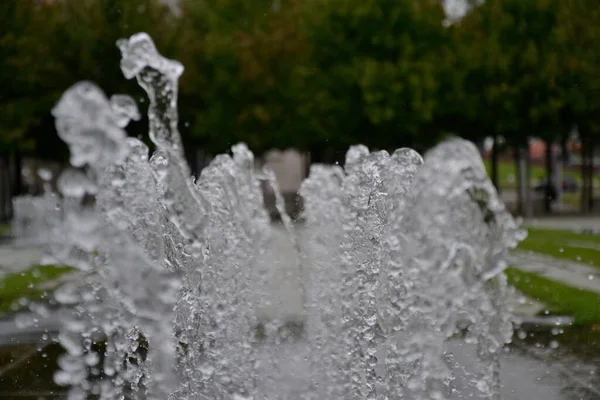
[555,154,563,211]
[491,136,500,192]
[304,152,311,179]
[309,147,325,165]
[524,142,533,218]
[323,148,335,165]
[544,140,554,214]
[333,150,346,167]
[580,145,585,213]
[555,138,568,211]
[588,144,595,211]
[560,137,569,165]
[9,150,23,197]
[0,157,4,224]
[514,148,524,215]
[581,143,591,213]
[0,155,9,224]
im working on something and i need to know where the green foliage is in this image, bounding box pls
[555,0,600,142]
[2,0,600,162]
[179,0,312,154]
[0,0,179,159]
[455,0,565,145]
[295,0,449,154]
[0,0,46,152]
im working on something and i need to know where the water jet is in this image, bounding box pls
[23,32,524,399]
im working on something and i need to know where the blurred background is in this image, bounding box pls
[1,0,600,221]
[1,1,600,397]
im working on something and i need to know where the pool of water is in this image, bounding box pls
[0,323,598,399]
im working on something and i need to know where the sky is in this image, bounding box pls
[444,0,469,20]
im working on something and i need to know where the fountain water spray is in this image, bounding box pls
[23,32,524,399]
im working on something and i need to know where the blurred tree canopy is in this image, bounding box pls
[1,0,178,159]
[1,0,600,167]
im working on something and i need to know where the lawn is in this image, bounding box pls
[0,224,10,236]
[0,264,73,314]
[505,267,600,326]
[524,226,600,244]
[483,159,589,189]
[518,227,600,267]
[484,159,551,189]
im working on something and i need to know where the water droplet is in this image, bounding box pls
[37,168,53,182]
[199,362,215,378]
[85,352,100,367]
[110,94,140,127]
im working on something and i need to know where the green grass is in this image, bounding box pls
[506,267,600,326]
[0,264,73,314]
[524,226,600,245]
[483,159,589,189]
[484,159,549,188]
[518,227,600,267]
[0,224,10,235]
[562,192,581,208]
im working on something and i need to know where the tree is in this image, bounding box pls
[555,0,600,212]
[457,0,567,213]
[178,0,314,157]
[0,0,181,162]
[0,0,44,154]
[295,0,450,159]
[0,0,53,205]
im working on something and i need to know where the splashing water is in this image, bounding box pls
[23,32,525,399]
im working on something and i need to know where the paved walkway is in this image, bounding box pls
[524,216,600,232]
[1,230,599,321]
[509,250,600,294]
[0,243,43,277]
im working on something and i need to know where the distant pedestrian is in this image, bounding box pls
[545,182,558,203]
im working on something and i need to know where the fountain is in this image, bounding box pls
[11,169,61,246]
[22,32,524,399]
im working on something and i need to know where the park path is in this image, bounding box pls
[524,216,600,232]
[1,225,599,321]
[508,250,600,294]
[0,244,43,277]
